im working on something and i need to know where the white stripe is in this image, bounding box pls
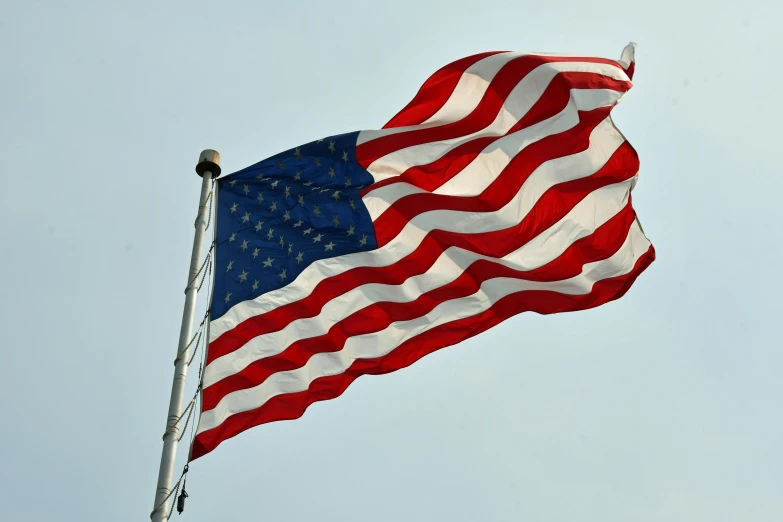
[203,179,635,389]
[362,88,625,221]
[421,52,527,125]
[618,42,635,70]
[404,118,623,234]
[209,118,627,342]
[197,221,650,434]
[355,52,526,146]
[356,54,628,147]
[435,89,625,197]
[364,61,629,182]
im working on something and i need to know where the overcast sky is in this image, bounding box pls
[1,1,781,521]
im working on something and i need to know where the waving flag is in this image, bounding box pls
[192,43,654,459]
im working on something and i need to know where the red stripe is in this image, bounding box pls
[383,52,503,129]
[192,243,655,460]
[355,56,625,168]
[625,61,635,80]
[362,73,631,198]
[372,106,612,247]
[205,143,639,364]
[201,203,638,412]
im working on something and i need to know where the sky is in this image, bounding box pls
[1,1,781,521]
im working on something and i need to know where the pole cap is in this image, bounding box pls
[196,149,221,178]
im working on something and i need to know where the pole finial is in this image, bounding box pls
[196,149,221,178]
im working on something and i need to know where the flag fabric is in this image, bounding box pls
[191,43,654,460]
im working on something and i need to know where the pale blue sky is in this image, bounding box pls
[1,1,781,521]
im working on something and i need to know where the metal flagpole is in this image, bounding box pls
[150,150,221,521]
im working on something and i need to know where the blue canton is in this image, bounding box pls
[211,131,378,320]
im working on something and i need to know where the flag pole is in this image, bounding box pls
[150,150,221,521]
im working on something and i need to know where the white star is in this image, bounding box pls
[287,243,293,255]
[238,269,249,282]
[241,212,251,223]
[298,195,305,206]
[328,141,336,153]
[332,215,340,226]
[303,227,313,235]
[255,172,265,180]
[283,210,291,222]
[320,188,330,193]
[279,269,287,281]
[257,192,264,203]
[284,186,291,198]
[347,225,355,236]
[253,248,259,258]
[226,260,234,272]
[277,162,286,171]
[279,236,285,248]
[269,201,277,212]
[294,147,302,159]
[349,199,356,210]
[313,205,321,217]
[229,180,237,186]
[324,241,336,251]
[270,179,280,189]
[243,184,250,195]
[229,232,236,242]
[294,171,301,181]
[230,202,238,213]
[331,190,340,201]
[252,280,259,291]
[303,181,313,187]
[342,151,349,163]
[359,234,367,246]
[224,292,232,303]
[293,220,303,228]
[263,256,274,268]
[329,167,335,179]
[240,239,249,251]
[267,228,274,240]
[296,251,303,264]
[314,157,321,167]
[317,137,324,143]
[313,233,323,243]
[255,220,264,232]
[344,177,352,187]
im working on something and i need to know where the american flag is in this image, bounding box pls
[192,43,654,459]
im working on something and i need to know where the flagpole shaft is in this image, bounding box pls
[150,150,220,521]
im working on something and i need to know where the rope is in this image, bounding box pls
[151,180,216,520]
[195,186,214,230]
[185,180,216,293]
[186,389,199,459]
[185,248,213,294]
[149,473,183,520]
[179,368,202,455]
[174,330,201,366]
[167,478,181,520]
[206,185,214,229]
[162,396,195,441]
[161,379,202,440]
[186,332,203,367]
[197,252,212,293]
[177,397,196,442]
[204,180,215,230]
[173,312,208,365]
